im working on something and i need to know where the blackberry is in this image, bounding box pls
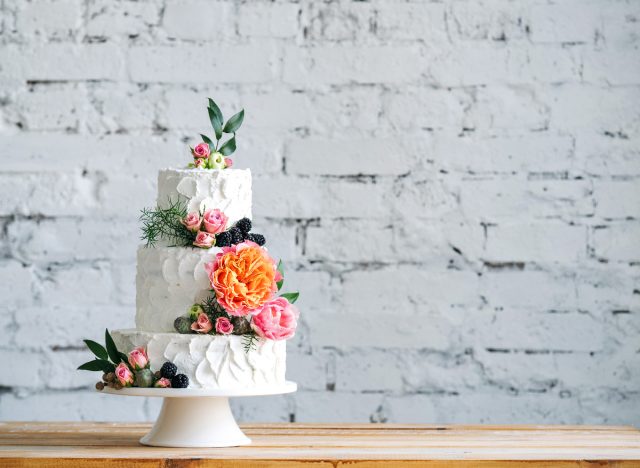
[247,233,266,246]
[171,374,189,389]
[215,230,232,247]
[160,362,178,379]
[236,217,252,233]
[229,227,244,245]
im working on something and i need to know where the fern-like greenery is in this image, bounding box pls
[242,333,260,353]
[140,199,196,247]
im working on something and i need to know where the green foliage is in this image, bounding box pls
[199,98,244,158]
[78,329,126,373]
[140,198,195,247]
[276,260,284,291]
[83,339,108,360]
[280,292,300,304]
[242,333,260,353]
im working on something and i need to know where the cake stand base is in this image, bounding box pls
[102,381,296,447]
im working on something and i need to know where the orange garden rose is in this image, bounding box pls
[205,241,281,316]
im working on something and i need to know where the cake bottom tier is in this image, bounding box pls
[112,330,286,390]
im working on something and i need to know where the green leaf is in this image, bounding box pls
[119,352,129,364]
[218,136,236,156]
[200,134,213,145]
[280,292,299,304]
[276,260,284,291]
[223,109,244,134]
[208,98,223,123]
[83,339,108,360]
[77,359,116,373]
[207,107,223,140]
[104,329,122,364]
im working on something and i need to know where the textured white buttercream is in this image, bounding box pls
[136,245,219,332]
[157,168,252,227]
[112,330,286,389]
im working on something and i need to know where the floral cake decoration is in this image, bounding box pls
[188,98,243,170]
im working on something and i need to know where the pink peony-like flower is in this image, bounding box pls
[191,312,213,333]
[224,157,233,168]
[251,297,299,341]
[202,208,228,234]
[205,241,280,316]
[154,377,172,388]
[181,212,202,232]
[194,158,205,168]
[127,347,148,370]
[215,316,234,335]
[193,142,210,158]
[115,362,134,387]
[193,231,216,249]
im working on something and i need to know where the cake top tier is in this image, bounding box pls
[157,168,252,226]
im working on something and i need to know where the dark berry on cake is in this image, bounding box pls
[247,233,266,246]
[160,362,178,379]
[215,230,232,247]
[171,374,189,389]
[228,227,244,244]
[236,217,252,233]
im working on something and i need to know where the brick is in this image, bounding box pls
[11,85,86,131]
[484,223,586,263]
[0,261,33,307]
[375,3,447,42]
[285,137,421,176]
[163,1,235,41]
[283,45,425,85]
[592,224,640,262]
[583,50,640,86]
[594,180,640,219]
[577,135,640,177]
[128,45,275,83]
[448,0,528,41]
[1,44,124,81]
[466,86,549,131]
[15,0,82,40]
[86,0,161,37]
[530,1,602,43]
[293,391,384,423]
[238,3,299,39]
[36,263,115,307]
[305,2,374,42]
[0,349,45,387]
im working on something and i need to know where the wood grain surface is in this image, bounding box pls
[1,422,639,467]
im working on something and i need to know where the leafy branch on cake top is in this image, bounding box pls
[140,198,195,247]
[189,98,244,170]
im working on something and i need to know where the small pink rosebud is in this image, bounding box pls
[191,312,213,333]
[127,347,149,370]
[154,377,172,388]
[192,142,210,158]
[224,157,233,168]
[115,362,134,387]
[215,316,234,335]
[181,212,202,233]
[193,231,216,249]
[194,158,205,168]
[202,208,228,234]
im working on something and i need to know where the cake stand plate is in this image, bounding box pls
[102,381,297,448]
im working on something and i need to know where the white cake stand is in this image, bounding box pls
[102,381,296,448]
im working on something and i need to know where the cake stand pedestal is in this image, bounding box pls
[102,381,296,448]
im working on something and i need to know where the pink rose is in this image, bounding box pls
[194,158,205,168]
[191,312,213,333]
[215,316,234,335]
[251,297,299,341]
[224,157,233,168]
[193,231,215,249]
[193,142,210,158]
[181,212,202,232]
[115,362,134,387]
[127,347,148,370]
[202,208,228,234]
[154,377,172,388]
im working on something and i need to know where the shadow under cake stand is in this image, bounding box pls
[102,381,297,447]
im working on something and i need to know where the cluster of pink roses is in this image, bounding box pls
[113,347,171,388]
[181,208,228,249]
[191,142,233,170]
[191,313,235,335]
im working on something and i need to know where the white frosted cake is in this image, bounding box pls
[81,99,299,392]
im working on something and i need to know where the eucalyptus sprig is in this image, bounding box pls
[201,98,244,157]
[140,198,195,247]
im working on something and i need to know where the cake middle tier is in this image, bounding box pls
[137,245,220,332]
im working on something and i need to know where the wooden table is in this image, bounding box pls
[1,422,640,467]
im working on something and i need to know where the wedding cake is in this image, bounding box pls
[79,100,300,391]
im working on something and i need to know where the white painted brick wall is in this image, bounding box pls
[1,0,639,425]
